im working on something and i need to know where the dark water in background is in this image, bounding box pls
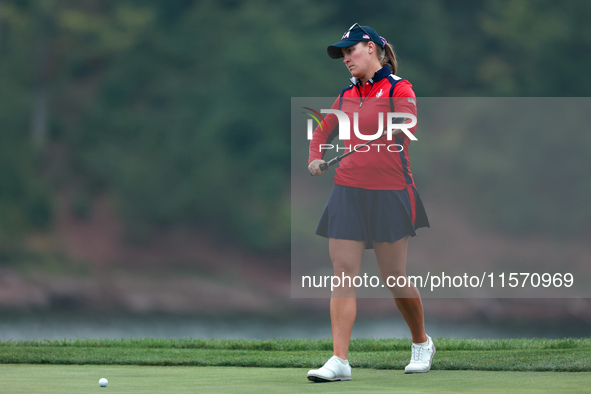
[0,312,588,340]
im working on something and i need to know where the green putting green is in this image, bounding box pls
[1,365,589,393]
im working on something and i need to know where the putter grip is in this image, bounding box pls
[310,162,329,176]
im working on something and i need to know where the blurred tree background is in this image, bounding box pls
[1,0,590,261]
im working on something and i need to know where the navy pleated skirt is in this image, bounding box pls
[316,184,430,249]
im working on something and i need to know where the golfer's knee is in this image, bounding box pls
[382,274,414,293]
[331,259,359,277]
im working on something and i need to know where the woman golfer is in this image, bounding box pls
[307,24,434,382]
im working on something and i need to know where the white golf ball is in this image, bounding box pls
[99,378,108,387]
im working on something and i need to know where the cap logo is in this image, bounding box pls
[362,34,370,39]
[341,31,350,39]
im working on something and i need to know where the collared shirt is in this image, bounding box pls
[309,65,418,190]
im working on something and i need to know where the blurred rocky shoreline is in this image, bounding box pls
[2,194,590,329]
[1,267,590,330]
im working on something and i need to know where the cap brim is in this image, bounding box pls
[327,39,361,59]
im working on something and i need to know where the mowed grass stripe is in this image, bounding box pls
[1,338,589,372]
[1,365,591,394]
[2,337,588,351]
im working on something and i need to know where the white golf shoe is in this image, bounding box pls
[404,336,436,374]
[307,355,352,382]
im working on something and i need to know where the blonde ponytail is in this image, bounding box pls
[378,43,397,75]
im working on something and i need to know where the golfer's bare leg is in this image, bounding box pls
[374,237,428,344]
[329,238,365,360]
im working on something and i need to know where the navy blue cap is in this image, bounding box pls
[327,24,384,59]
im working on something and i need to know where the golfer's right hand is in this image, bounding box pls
[308,159,327,176]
